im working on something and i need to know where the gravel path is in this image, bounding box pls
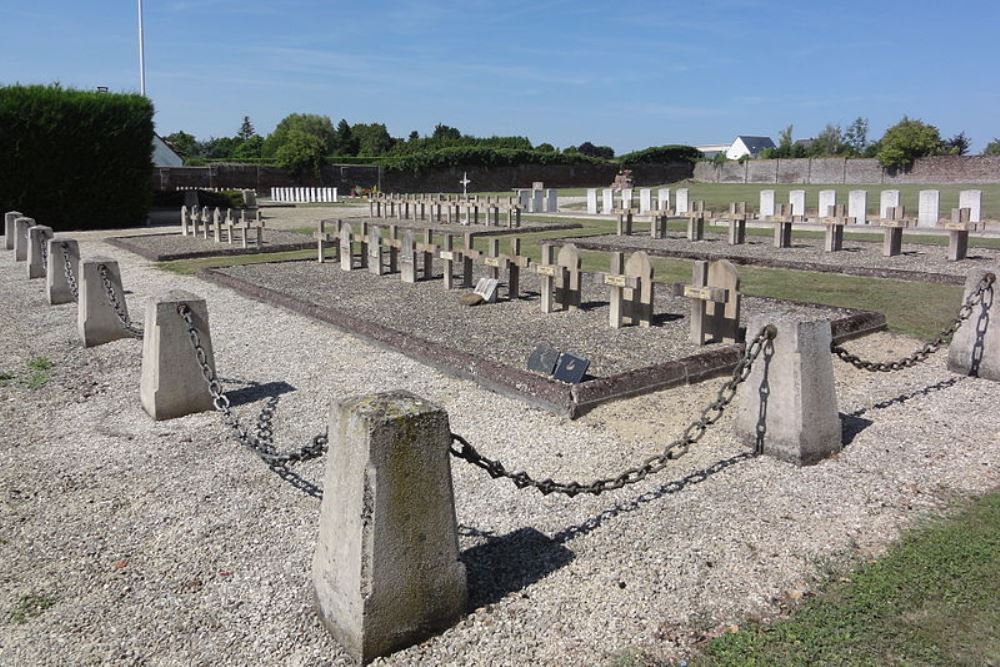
[1,232,997,666]
[217,259,852,377]
[571,229,1000,281]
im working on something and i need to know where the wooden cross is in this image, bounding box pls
[878,205,910,257]
[605,251,654,328]
[367,225,386,275]
[416,229,439,280]
[613,207,634,236]
[946,207,973,261]
[718,202,748,245]
[764,203,799,248]
[439,234,469,289]
[672,259,741,344]
[314,219,340,263]
[535,244,562,314]
[819,204,855,252]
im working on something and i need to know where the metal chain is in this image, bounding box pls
[61,244,79,301]
[449,324,778,497]
[831,272,995,372]
[40,240,48,270]
[98,264,144,338]
[176,304,328,466]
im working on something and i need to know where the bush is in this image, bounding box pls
[876,117,945,170]
[382,146,608,173]
[619,144,703,164]
[0,84,153,230]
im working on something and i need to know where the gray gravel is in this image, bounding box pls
[112,229,314,258]
[572,228,1000,279]
[1,232,998,666]
[218,259,852,377]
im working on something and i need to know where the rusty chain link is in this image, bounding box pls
[98,264,144,338]
[61,243,79,301]
[449,324,778,497]
[831,272,995,372]
[177,304,328,466]
[39,239,48,271]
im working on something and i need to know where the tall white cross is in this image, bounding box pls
[460,171,471,196]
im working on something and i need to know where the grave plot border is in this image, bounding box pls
[200,263,885,418]
[320,218,586,238]
[106,232,315,262]
[567,237,968,286]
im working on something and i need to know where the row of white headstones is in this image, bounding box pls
[586,187,985,227]
[270,187,339,203]
[513,188,559,213]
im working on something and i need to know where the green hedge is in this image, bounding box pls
[0,84,154,231]
[619,144,703,164]
[381,146,610,173]
[151,189,243,209]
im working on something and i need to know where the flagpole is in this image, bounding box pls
[138,0,146,95]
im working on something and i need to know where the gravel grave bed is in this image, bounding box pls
[568,229,1000,283]
[215,259,855,378]
[1,233,997,666]
[106,229,315,261]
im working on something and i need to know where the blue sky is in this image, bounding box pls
[3,0,998,152]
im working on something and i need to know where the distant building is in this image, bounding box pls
[695,143,730,159]
[152,134,184,167]
[726,136,776,160]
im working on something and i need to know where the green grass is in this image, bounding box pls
[0,357,56,390]
[8,593,57,624]
[694,491,1000,667]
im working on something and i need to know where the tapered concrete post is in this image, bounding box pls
[737,315,841,465]
[947,268,999,381]
[47,239,80,305]
[313,391,467,665]
[4,211,23,250]
[78,257,131,347]
[13,217,34,261]
[141,291,215,420]
[27,226,54,279]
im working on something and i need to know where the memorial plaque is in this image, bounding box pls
[553,353,589,384]
[536,265,556,277]
[473,277,499,302]
[604,274,627,287]
[484,257,501,268]
[526,343,560,375]
[440,251,455,261]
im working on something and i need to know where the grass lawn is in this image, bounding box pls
[161,215,964,339]
[692,491,1000,666]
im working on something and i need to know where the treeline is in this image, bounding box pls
[744,116,997,170]
[163,114,700,175]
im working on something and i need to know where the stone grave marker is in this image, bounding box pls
[959,190,982,222]
[4,210,24,250]
[879,190,900,219]
[848,190,867,223]
[675,188,689,215]
[526,343,560,375]
[27,225,53,279]
[821,204,854,252]
[399,229,418,283]
[789,190,806,217]
[639,188,652,214]
[615,207,634,235]
[686,201,707,241]
[586,188,599,214]
[879,205,909,257]
[759,190,775,218]
[918,190,940,228]
[675,259,741,345]
[473,277,499,303]
[602,188,614,214]
[946,208,974,261]
[721,202,748,245]
[553,353,589,384]
[817,190,836,220]
[13,217,34,261]
[554,244,582,311]
[368,225,385,275]
[657,188,670,212]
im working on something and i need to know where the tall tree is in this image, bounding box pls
[945,132,971,156]
[163,130,197,158]
[351,122,393,156]
[876,116,945,169]
[983,139,1000,156]
[333,118,358,155]
[810,123,845,156]
[262,113,336,158]
[238,116,255,141]
[843,117,869,156]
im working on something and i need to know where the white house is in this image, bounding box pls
[152,134,184,167]
[695,143,730,159]
[726,136,775,160]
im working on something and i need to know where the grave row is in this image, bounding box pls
[3,207,998,666]
[179,205,266,249]
[270,187,339,203]
[616,200,979,261]
[589,187,988,229]
[313,219,742,343]
[368,194,523,227]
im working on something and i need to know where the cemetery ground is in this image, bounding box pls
[1,204,998,665]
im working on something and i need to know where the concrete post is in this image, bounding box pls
[737,315,841,465]
[4,211,23,250]
[141,290,215,420]
[13,217,35,261]
[312,391,467,664]
[78,257,131,347]
[47,239,80,305]
[947,268,999,381]
[27,226,54,279]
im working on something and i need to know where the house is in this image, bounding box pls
[152,134,184,167]
[726,136,775,160]
[695,143,730,159]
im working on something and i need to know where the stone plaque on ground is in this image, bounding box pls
[526,343,560,375]
[553,353,589,384]
[473,277,499,303]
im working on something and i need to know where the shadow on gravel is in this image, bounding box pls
[848,376,966,420]
[550,451,758,545]
[841,414,874,446]
[224,380,297,407]
[460,527,575,610]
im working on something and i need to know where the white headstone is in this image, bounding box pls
[531,190,544,214]
[602,188,614,214]
[620,188,634,210]
[544,189,558,213]
[759,190,776,217]
[657,188,670,212]
[918,190,940,228]
[586,188,598,215]
[879,190,900,219]
[639,188,652,214]
[818,190,836,218]
[959,190,982,222]
[789,190,806,216]
[675,188,689,215]
[848,190,867,222]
